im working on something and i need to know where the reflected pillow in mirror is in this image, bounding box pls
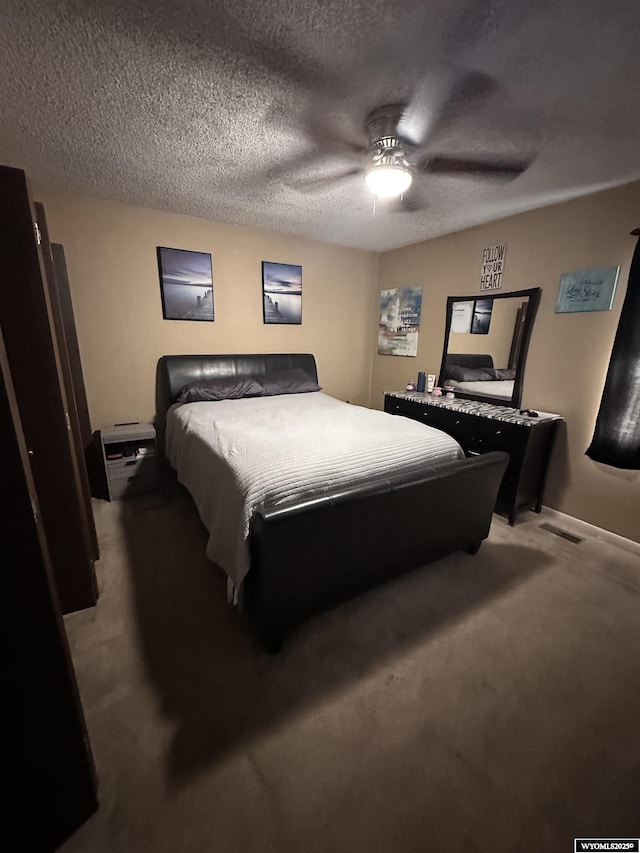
[177,376,263,403]
[492,368,516,380]
[446,365,496,382]
[257,369,322,396]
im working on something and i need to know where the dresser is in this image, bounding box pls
[384,392,562,524]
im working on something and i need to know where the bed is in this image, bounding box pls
[442,354,516,402]
[157,353,509,651]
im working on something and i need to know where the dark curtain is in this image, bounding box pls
[586,228,640,469]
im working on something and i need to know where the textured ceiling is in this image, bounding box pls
[2,0,640,251]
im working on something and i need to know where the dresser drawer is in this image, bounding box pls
[385,397,484,446]
[109,470,160,500]
[466,420,527,455]
[425,408,485,447]
[384,397,420,418]
[106,455,151,477]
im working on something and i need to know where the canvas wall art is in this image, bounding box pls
[157,246,214,321]
[378,286,422,356]
[555,267,619,313]
[262,261,302,324]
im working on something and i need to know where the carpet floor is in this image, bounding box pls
[59,486,640,853]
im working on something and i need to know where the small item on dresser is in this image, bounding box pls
[427,374,436,393]
[416,371,426,392]
[444,385,455,400]
[406,380,416,392]
[431,387,442,397]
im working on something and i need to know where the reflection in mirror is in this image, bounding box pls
[439,287,541,408]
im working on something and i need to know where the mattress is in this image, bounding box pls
[165,391,464,588]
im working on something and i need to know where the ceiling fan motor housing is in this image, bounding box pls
[366,104,412,169]
[366,104,407,143]
[364,105,414,198]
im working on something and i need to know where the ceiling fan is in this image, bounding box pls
[286,65,534,207]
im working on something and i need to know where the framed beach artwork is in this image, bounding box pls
[157,247,214,321]
[378,286,422,356]
[555,267,620,313]
[262,261,302,324]
[471,298,494,334]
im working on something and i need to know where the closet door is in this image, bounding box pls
[36,206,99,563]
[0,166,97,613]
[50,243,92,447]
[0,327,98,850]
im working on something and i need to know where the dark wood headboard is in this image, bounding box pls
[156,352,318,415]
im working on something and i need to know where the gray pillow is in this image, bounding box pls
[177,376,263,403]
[492,368,516,381]
[257,368,322,396]
[446,365,496,382]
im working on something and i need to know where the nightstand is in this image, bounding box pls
[100,422,159,500]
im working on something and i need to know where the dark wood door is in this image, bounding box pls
[0,165,97,613]
[0,326,98,851]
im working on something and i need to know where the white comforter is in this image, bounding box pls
[166,392,464,587]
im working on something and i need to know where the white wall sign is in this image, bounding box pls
[450,300,474,334]
[480,243,506,291]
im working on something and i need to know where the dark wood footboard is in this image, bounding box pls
[246,450,509,651]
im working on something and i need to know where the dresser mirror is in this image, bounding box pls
[438,287,541,408]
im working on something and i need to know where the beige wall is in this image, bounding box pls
[373,181,640,544]
[36,188,379,428]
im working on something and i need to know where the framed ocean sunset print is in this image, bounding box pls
[262,261,302,325]
[157,246,214,321]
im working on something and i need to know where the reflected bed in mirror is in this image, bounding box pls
[439,288,541,408]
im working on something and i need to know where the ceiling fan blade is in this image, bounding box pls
[300,98,370,158]
[259,151,334,185]
[264,96,369,169]
[418,155,531,179]
[399,64,500,148]
[400,192,426,213]
[288,168,363,193]
[390,195,426,214]
[375,186,427,214]
[398,66,460,148]
[351,0,503,101]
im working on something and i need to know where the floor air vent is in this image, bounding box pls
[539,522,584,544]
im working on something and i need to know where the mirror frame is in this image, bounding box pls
[438,287,541,408]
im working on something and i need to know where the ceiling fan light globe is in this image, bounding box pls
[364,164,413,198]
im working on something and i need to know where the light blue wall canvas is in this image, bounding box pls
[555,267,619,313]
[378,286,422,356]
